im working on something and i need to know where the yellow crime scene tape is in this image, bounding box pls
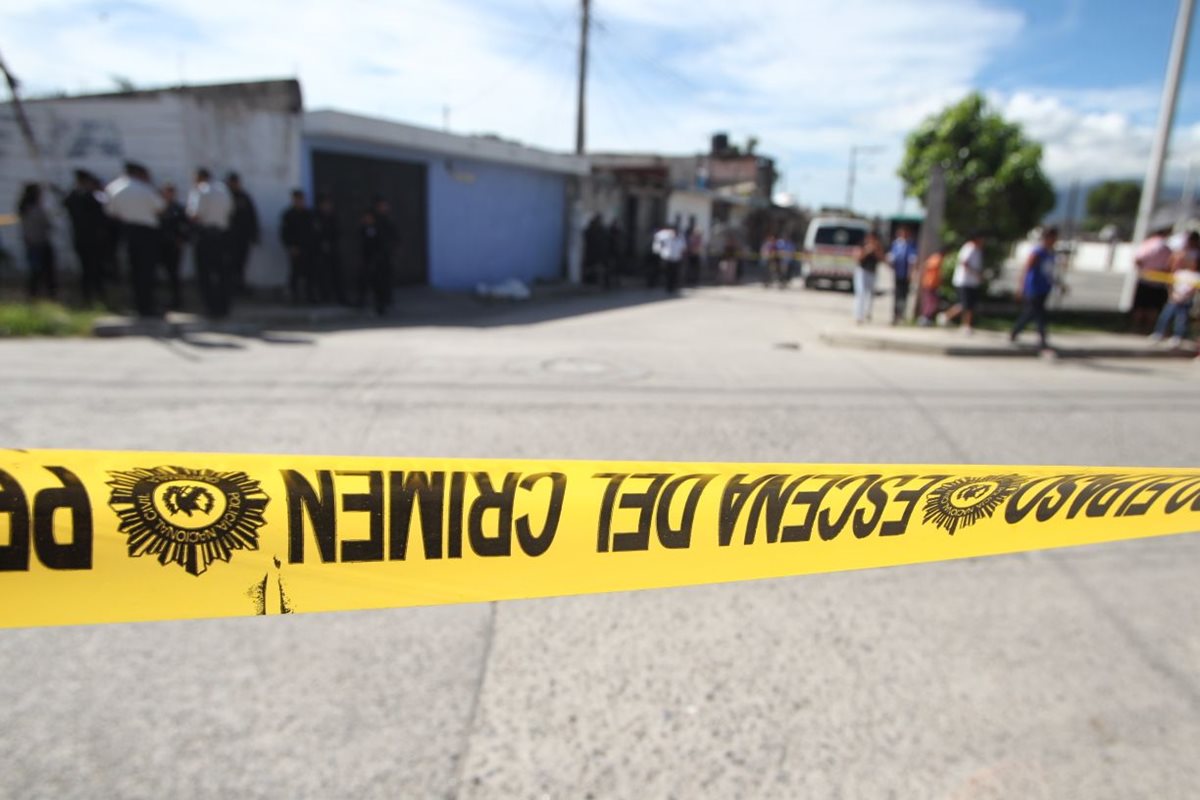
[2,449,1199,628]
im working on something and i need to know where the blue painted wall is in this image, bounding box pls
[303,135,567,290]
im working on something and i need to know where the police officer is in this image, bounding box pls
[359,196,397,316]
[157,183,189,311]
[105,162,165,318]
[313,193,343,304]
[280,189,318,304]
[187,167,234,319]
[225,172,260,295]
[63,170,111,306]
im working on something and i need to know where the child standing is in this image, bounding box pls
[1150,231,1200,348]
[917,248,945,326]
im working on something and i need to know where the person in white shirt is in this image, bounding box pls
[105,162,165,318]
[940,232,985,333]
[652,223,686,293]
[187,167,234,318]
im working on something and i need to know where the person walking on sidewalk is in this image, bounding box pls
[1149,231,1200,348]
[941,232,985,333]
[853,232,884,324]
[887,226,918,324]
[1010,227,1059,352]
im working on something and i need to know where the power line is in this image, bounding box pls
[450,29,575,117]
[590,12,702,94]
[590,35,688,143]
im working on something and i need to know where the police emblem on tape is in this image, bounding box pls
[923,474,1025,535]
[107,466,269,576]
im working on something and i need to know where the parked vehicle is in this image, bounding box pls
[801,217,869,289]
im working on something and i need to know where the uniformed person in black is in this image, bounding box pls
[313,193,342,304]
[62,170,111,306]
[280,189,318,304]
[157,183,189,311]
[359,196,397,316]
[225,172,260,295]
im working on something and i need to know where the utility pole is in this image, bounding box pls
[575,0,590,155]
[914,164,945,321]
[1125,0,1195,310]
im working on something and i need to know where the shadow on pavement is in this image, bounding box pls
[305,285,679,331]
[92,284,681,341]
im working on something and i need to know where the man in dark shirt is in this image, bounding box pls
[359,196,397,316]
[280,189,318,304]
[62,170,110,306]
[157,183,189,311]
[225,172,260,295]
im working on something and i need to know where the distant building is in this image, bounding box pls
[303,111,586,290]
[0,79,588,291]
[583,134,777,263]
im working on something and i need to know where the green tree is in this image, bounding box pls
[1084,179,1140,236]
[898,93,1055,260]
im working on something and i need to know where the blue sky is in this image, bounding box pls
[3,0,1199,214]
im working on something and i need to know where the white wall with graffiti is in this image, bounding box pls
[0,80,302,289]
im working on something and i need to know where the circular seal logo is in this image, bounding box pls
[108,466,269,576]
[923,474,1025,535]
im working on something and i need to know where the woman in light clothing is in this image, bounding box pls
[853,232,884,324]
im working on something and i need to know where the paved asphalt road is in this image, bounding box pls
[2,285,1199,799]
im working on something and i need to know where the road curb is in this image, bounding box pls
[819,331,1194,359]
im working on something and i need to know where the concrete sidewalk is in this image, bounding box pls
[821,323,1198,359]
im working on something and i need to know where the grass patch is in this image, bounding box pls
[0,301,102,337]
[972,307,1131,335]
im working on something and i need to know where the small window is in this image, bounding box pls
[814,226,866,247]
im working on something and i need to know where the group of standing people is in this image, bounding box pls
[1135,226,1200,348]
[852,225,920,326]
[16,164,261,319]
[855,225,1064,352]
[17,165,402,318]
[760,234,798,289]
[649,218,704,294]
[278,190,399,315]
[583,215,624,290]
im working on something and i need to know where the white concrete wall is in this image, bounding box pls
[667,190,712,245]
[1001,239,1137,311]
[1011,240,1135,274]
[0,87,301,288]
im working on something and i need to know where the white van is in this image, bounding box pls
[801,217,870,289]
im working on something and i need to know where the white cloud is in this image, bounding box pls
[4,0,1197,214]
[999,90,1200,187]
